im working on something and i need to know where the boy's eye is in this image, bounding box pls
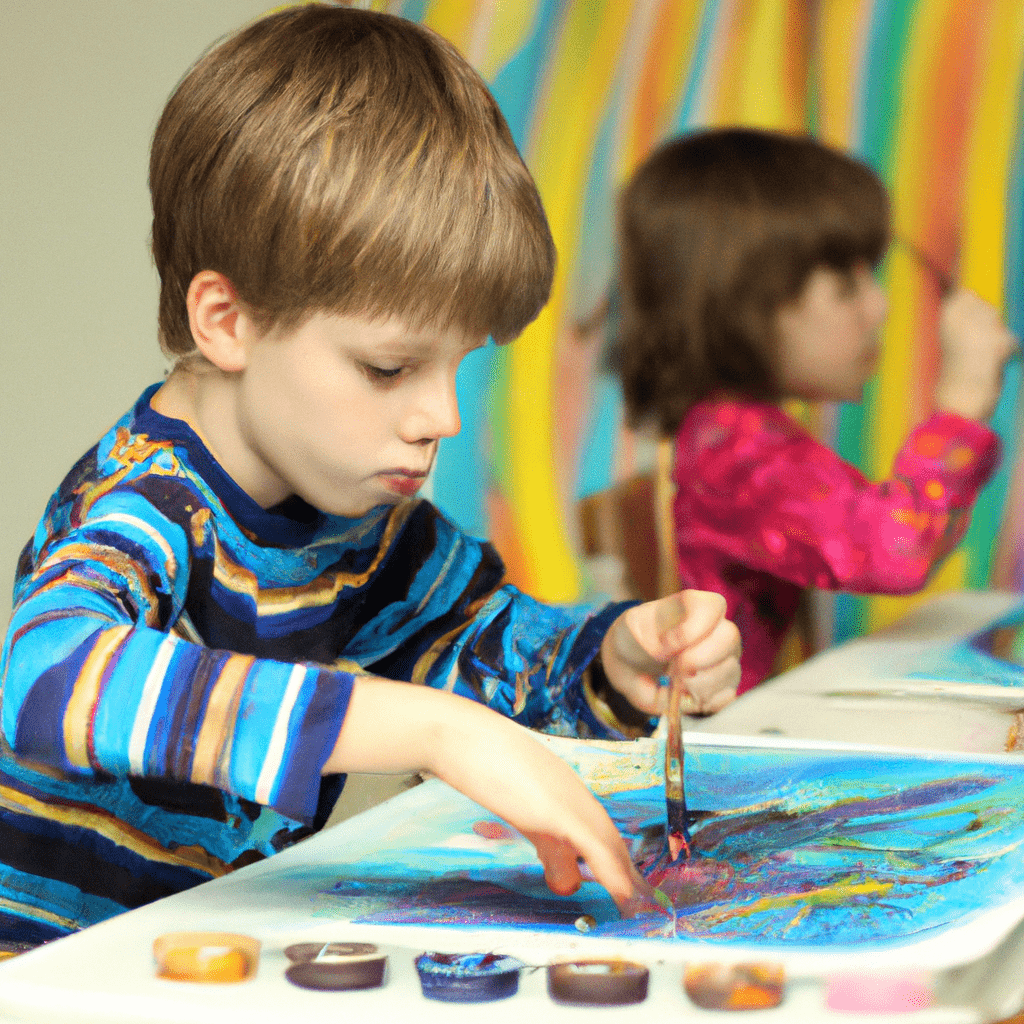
[361,363,405,383]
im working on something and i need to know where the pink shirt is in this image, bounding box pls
[672,398,1001,694]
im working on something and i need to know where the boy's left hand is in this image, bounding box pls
[600,590,741,716]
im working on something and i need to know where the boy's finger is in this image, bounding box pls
[599,667,666,717]
[671,619,741,674]
[656,590,727,654]
[534,838,584,897]
[621,674,668,716]
[699,685,738,714]
[677,656,740,707]
[619,590,726,668]
[576,838,657,914]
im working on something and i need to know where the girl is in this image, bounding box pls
[612,127,1016,697]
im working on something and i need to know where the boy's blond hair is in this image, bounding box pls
[150,4,555,356]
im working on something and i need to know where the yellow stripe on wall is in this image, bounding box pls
[509,1,635,599]
[960,0,1024,307]
[737,0,803,129]
[816,0,870,147]
[480,1,541,78]
[422,0,477,56]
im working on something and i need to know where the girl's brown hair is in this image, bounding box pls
[612,127,889,433]
[150,4,555,356]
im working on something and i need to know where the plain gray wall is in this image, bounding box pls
[1,1,275,632]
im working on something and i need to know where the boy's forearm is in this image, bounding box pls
[325,677,483,777]
[2,591,354,824]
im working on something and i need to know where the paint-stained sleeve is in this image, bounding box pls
[0,488,354,826]
[674,404,1000,593]
[341,501,646,739]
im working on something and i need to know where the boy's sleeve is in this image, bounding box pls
[341,502,645,739]
[0,491,354,826]
[679,407,1000,594]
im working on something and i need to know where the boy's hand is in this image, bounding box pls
[935,288,1017,422]
[433,707,660,917]
[600,590,741,716]
[327,679,660,916]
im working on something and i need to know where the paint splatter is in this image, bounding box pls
[472,820,518,842]
[306,746,1024,951]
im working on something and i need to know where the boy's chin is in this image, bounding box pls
[317,494,407,519]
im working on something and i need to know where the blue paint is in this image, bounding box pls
[415,952,524,1002]
[294,742,1024,952]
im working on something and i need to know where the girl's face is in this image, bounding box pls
[774,263,888,403]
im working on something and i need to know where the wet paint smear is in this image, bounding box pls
[472,821,518,842]
[306,745,1024,951]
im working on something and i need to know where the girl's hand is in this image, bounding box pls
[326,678,657,915]
[935,288,1017,422]
[599,590,741,716]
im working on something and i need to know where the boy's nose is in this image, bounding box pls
[402,376,461,443]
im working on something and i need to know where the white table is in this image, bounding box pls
[3,592,1024,1024]
[692,591,1024,754]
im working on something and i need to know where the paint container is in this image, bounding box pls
[683,962,785,1010]
[825,972,933,1012]
[547,959,649,1006]
[284,941,387,991]
[415,952,524,1002]
[153,931,260,984]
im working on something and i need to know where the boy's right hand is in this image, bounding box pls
[934,288,1017,422]
[326,678,658,917]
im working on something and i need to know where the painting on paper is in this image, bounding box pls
[909,602,1024,687]
[270,738,1024,956]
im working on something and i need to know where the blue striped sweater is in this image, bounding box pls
[0,385,630,945]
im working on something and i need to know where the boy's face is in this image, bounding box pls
[230,311,485,517]
[774,262,888,404]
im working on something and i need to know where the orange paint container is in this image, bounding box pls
[684,962,785,1010]
[153,931,260,983]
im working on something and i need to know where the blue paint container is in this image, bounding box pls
[414,952,524,1002]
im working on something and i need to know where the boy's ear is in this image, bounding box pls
[186,270,257,372]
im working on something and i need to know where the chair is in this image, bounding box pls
[578,439,680,603]
[578,438,815,678]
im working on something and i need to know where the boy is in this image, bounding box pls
[0,5,740,948]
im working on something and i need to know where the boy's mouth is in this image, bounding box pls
[378,469,430,497]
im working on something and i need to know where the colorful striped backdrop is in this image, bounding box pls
[367,0,1024,646]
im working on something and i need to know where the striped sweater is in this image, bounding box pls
[0,385,629,945]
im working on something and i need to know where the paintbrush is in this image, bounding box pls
[895,237,1020,360]
[895,236,955,296]
[664,677,692,862]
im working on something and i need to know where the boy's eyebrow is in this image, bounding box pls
[362,331,487,359]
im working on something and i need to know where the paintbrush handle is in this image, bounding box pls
[895,236,955,296]
[664,679,686,832]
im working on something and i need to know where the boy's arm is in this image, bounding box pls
[348,502,642,739]
[3,568,653,911]
[325,677,654,914]
[1,515,354,827]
